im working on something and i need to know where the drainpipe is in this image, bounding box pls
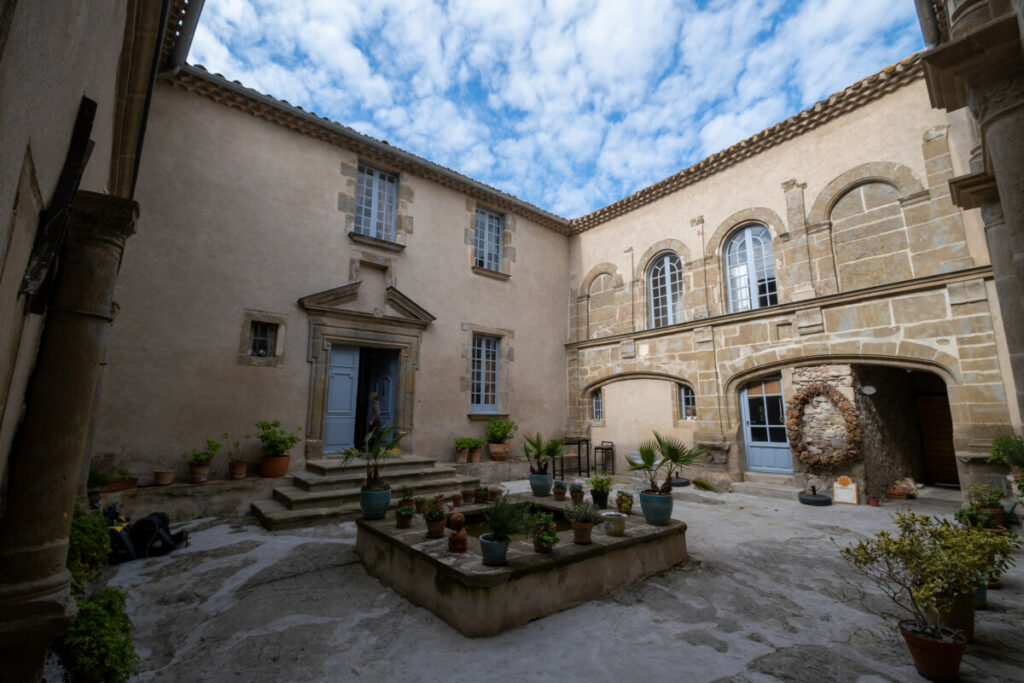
[915,0,941,48]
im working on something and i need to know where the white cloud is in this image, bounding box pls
[188,0,923,217]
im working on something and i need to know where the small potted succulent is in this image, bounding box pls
[523,432,564,497]
[223,432,250,480]
[423,502,447,538]
[569,481,585,503]
[395,505,415,529]
[530,511,560,553]
[841,512,1021,679]
[565,501,603,544]
[341,424,406,520]
[454,437,485,464]
[485,417,518,461]
[552,480,568,501]
[587,472,614,509]
[480,495,530,565]
[181,437,221,483]
[397,485,415,509]
[255,420,303,478]
[615,490,634,514]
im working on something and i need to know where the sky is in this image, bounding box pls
[189,0,924,218]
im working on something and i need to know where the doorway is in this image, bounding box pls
[324,344,398,453]
[740,375,792,474]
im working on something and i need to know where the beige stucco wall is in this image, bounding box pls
[90,83,569,481]
[0,1,125,487]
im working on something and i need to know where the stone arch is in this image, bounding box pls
[807,161,925,227]
[577,262,623,297]
[637,239,690,273]
[704,207,786,258]
[580,371,684,400]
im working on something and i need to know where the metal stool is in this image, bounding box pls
[594,441,615,473]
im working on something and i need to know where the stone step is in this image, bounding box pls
[305,454,436,476]
[741,472,799,488]
[731,480,803,502]
[274,474,478,510]
[293,465,458,491]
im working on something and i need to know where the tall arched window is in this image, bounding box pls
[725,225,777,313]
[648,252,683,328]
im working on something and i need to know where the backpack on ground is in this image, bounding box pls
[129,512,189,557]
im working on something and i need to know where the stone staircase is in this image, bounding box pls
[730,472,803,501]
[252,454,480,530]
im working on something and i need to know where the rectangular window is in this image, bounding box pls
[471,334,499,413]
[354,163,397,241]
[680,384,696,420]
[474,208,503,271]
[591,390,603,420]
[249,321,278,358]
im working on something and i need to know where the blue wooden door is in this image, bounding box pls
[369,352,397,429]
[741,376,792,473]
[324,345,359,453]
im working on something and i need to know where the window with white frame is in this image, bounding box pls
[725,224,777,313]
[680,384,696,420]
[354,163,397,241]
[591,389,604,420]
[471,334,500,413]
[474,208,503,271]
[648,252,683,328]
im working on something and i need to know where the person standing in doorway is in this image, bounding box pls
[367,391,381,442]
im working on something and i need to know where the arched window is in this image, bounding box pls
[648,252,683,328]
[725,225,777,313]
[679,384,696,420]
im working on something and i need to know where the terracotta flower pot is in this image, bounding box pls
[152,469,175,486]
[979,506,1005,528]
[488,486,502,500]
[425,518,446,538]
[187,461,211,483]
[396,514,413,529]
[469,447,482,463]
[454,448,469,464]
[260,455,290,478]
[533,541,553,554]
[553,489,567,501]
[570,491,584,503]
[228,461,247,480]
[898,621,967,681]
[451,492,463,507]
[488,443,510,461]
[461,488,476,502]
[572,521,594,545]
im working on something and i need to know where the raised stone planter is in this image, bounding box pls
[356,497,688,636]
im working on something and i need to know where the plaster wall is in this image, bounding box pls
[90,83,569,481]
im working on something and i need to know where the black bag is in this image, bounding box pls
[129,512,189,558]
[104,505,137,563]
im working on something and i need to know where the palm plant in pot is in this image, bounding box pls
[631,432,707,525]
[341,424,406,520]
[180,437,221,483]
[523,432,564,497]
[255,420,302,477]
[480,495,530,566]
[485,417,518,461]
[841,511,1020,679]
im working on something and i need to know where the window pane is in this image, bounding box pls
[750,426,768,442]
[766,395,784,425]
[748,397,766,425]
[471,334,499,411]
[768,427,788,443]
[474,209,503,271]
[649,253,682,328]
[354,164,396,241]
[726,225,776,312]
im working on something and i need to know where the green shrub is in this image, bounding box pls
[67,511,110,593]
[485,417,517,443]
[55,587,138,683]
[453,437,485,450]
[988,434,1024,468]
[255,420,302,457]
[180,436,222,463]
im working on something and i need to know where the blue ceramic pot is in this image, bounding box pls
[361,488,391,520]
[479,533,510,566]
[529,473,553,497]
[639,491,673,526]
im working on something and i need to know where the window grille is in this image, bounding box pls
[471,334,499,412]
[474,208,503,271]
[591,390,604,420]
[680,384,696,420]
[649,252,683,328]
[249,321,277,358]
[354,163,397,241]
[726,225,777,313]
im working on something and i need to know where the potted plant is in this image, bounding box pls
[615,490,634,515]
[963,483,1006,528]
[569,481,585,503]
[255,420,302,477]
[552,480,567,501]
[396,485,415,509]
[488,485,503,500]
[414,495,428,513]
[152,467,175,486]
[523,432,563,497]
[454,437,485,464]
[485,417,518,461]
[423,502,447,538]
[587,472,614,508]
[451,492,463,507]
[395,505,415,529]
[341,424,406,520]
[222,432,251,480]
[630,431,707,525]
[530,510,560,553]
[987,433,1024,486]
[601,510,628,536]
[180,437,221,483]
[841,512,1020,679]
[565,501,603,544]
[480,495,529,566]
[473,487,489,504]
[461,486,476,503]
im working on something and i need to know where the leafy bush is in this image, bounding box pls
[180,437,222,463]
[396,506,415,517]
[988,434,1024,468]
[530,511,560,549]
[965,483,1003,508]
[55,587,138,683]
[86,468,127,490]
[483,495,529,541]
[485,417,518,444]
[453,437,485,450]
[255,420,302,457]
[587,472,614,493]
[564,501,603,525]
[67,510,110,593]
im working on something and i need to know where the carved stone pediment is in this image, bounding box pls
[298,281,436,328]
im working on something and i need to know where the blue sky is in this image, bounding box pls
[190,0,924,218]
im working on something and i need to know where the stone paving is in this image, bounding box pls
[100,481,1024,682]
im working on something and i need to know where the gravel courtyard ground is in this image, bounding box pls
[104,483,1024,682]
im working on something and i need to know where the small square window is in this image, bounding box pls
[249,321,278,358]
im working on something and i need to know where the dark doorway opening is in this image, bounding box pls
[353,347,399,448]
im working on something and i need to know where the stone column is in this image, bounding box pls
[0,191,137,681]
